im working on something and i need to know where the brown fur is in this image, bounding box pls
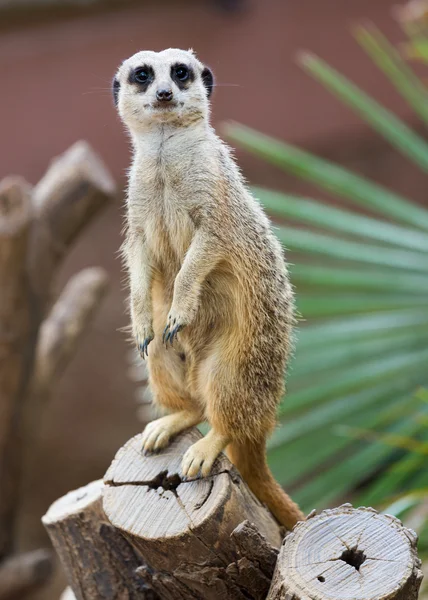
[115,48,304,529]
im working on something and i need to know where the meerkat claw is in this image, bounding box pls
[137,335,153,359]
[163,320,184,346]
[170,324,183,345]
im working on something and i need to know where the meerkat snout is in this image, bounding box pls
[156,88,173,102]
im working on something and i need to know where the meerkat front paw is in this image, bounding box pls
[134,323,154,359]
[163,307,190,346]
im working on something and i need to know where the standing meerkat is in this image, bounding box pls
[113,48,304,529]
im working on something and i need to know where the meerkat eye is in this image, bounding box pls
[134,68,150,83]
[175,65,189,81]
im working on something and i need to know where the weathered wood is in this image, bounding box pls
[0,548,53,600]
[0,143,114,593]
[22,266,109,483]
[103,429,283,600]
[30,267,108,402]
[43,480,157,600]
[267,504,423,600]
[29,140,115,302]
[0,178,33,560]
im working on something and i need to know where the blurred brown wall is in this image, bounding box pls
[0,0,425,595]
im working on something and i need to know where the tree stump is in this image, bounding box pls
[102,429,283,600]
[43,430,283,600]
[267,504,423,600]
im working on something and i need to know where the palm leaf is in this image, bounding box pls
[254,187,428,252]
[354,23,428,124]
[299,51,428,171]
[225,123,428,229]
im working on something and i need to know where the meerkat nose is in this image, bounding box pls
[156,89,173,102]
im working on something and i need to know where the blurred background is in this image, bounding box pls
[1,0,428,598]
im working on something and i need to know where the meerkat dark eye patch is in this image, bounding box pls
[128,65,155,91]
[171,63,194,90]
[201,67,214,98]
[112,77,120,106]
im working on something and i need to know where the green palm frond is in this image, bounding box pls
[225,18,428,537]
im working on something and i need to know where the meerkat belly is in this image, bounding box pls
[143,191,196,308]
[184,266,238,352]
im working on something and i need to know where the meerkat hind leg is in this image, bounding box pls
[142,410,202,455]
[182,428,230,478]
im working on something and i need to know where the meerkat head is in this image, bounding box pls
[113,48,214,131]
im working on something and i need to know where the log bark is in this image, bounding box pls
[267,504,423,600]
[103,429,284,600]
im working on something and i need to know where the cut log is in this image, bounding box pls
[267,504,423,600]
[43,480,156,600]
[103,429,284,599]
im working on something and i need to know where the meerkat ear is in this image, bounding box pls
[201,67,214,98]
[112,76,120,107]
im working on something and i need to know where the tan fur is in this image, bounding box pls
[115,48,304,528]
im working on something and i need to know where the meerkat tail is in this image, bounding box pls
[227,440,304,530]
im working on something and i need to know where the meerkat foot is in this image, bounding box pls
[181,429,229,479]
[141,419,172,454]
[141,411,202,455]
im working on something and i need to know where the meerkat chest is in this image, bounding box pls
[129,156,197,265]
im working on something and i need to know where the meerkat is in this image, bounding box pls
[113,48,304,530]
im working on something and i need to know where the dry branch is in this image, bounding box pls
[0,178,33,559]
[32,267,109,396]
[267,504,424,600]
[0,142,114,591]
[29,140,115,301]
[0,548,53,600]
[23,266,109,454]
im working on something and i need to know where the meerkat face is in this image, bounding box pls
[113,48,214,130]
